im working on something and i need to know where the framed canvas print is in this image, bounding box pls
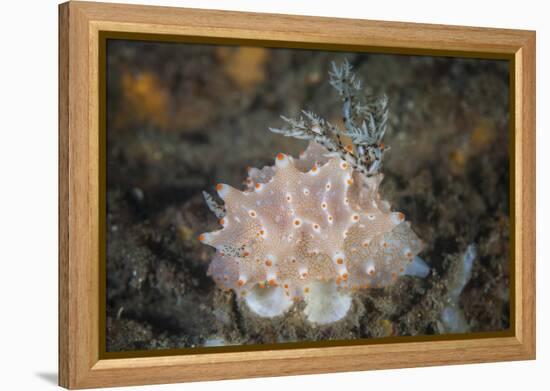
[58,1,536,389]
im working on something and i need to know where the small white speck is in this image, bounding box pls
[365,261,376,275]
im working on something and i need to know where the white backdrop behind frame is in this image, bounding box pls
[0,0,545,390]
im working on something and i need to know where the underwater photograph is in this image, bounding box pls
[105,40,510,352]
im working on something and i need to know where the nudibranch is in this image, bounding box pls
[200,60,429,324]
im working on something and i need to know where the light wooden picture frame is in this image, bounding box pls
[59,1,536,389]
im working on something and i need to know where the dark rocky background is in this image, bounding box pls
[106,40,510,351]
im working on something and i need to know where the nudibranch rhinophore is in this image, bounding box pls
[199,60,429,324]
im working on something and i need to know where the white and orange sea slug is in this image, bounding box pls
[199,142,428,324]
[200,60,429,324]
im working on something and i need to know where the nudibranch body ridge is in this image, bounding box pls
[200,141,424,324]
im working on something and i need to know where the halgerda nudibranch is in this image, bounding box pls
[200,60,429,324]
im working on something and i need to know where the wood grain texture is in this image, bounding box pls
[518,33,536,353]
[58,1,536,388]
[58,3,70,387]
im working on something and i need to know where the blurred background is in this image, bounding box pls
[106,40,510,352]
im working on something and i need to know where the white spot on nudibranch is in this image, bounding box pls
[258,228,267,238]
[391,212,406,224]
[365,261,376,276]
[275,153,289,168]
